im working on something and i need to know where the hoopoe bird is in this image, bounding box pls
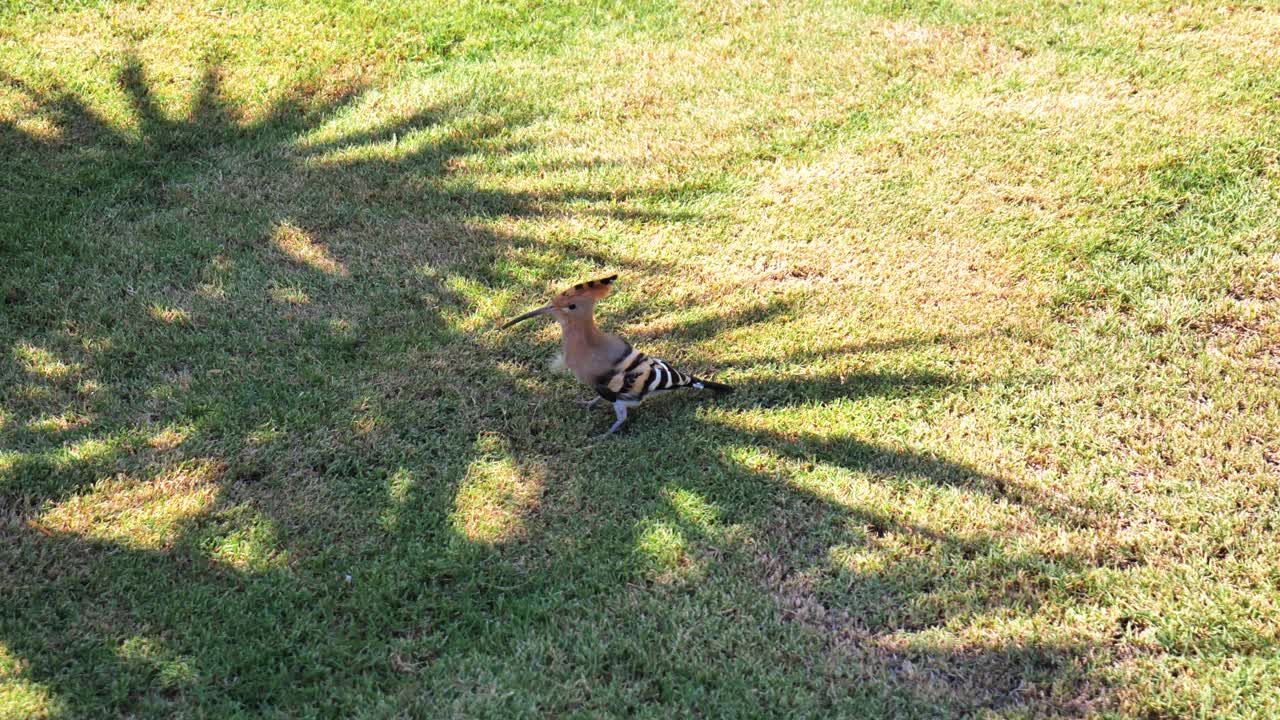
[501,275,733,437]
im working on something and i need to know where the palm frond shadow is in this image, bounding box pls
[2,56,1107,717]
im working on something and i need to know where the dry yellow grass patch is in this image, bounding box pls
[1196,5,1280,66]
[735,140,1036,327]
[868,16,1026,74]
[11,0,374,131]
[488,9,1072,327]
[525,7,889,167]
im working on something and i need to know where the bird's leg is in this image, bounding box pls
[575,396,602,408]
[595,401,629,438]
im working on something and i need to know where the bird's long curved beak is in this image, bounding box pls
[500,304,553,329]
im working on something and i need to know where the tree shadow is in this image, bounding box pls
[2,56,1113,717]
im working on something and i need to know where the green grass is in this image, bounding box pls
[2,0,1279,717]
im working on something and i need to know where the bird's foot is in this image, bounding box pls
[591,417,627,440]
[588,401,629,440]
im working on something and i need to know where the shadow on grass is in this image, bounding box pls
[2,57,1105,717]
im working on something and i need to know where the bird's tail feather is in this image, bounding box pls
[690,378,734,394]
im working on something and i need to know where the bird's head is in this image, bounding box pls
[500,274,617,329]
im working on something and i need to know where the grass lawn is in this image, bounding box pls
[2,0,1279,717]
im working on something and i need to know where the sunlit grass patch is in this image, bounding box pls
[268,284,311,306]
[204,515,287,573]
[634,519,698,583]
[23,412,92,436]
[12,343,78,381]
[376,466,419,533]
[146,425,192,452]
[663,486,721,528]
[37,461,223,550]
[0,89,62,143]
[115,637,197,691]
[61,436,118,466]
[0,644,63,720]
[270,221,347,276]
[449,434,543,545]
[146,304,191,325]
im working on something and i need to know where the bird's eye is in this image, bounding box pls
[568,303,577,310]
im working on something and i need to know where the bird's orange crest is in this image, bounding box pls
[553,274,617,306]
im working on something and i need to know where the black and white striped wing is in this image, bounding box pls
[595,348,695,403]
